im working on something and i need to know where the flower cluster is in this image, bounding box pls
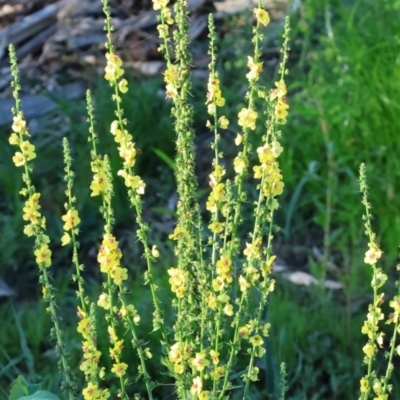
[206,74,226,115]
[104,52,124,83]
[168,341,191,374]
[9,112,36,167]
[254,8,270,27]
[153,0,174,31]
[78,307,109,400]
[163,64,179,99]
[253,140,284,198]
[108,326,128,379]
[97,233,128,286]
[246,56,263,82]
[270,80,289,124]
[206,182,226,214]
[61,208,81,246]
[167,267,189,298]
[90,158,110,197]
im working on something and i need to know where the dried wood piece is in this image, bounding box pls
[16,24,57,60]
[189,14,207,41]
[0,2,61,59]
[0,81,86,127]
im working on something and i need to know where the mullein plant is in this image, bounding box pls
[7,0,291,399]
[358,164,400,400]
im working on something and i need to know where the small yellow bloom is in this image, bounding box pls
[62,208,81,231]
[9,133,19,145]
[34,243,52,268]
[191,352,210,372]
[12,151,25,167]
[208,221,224,234]
[111,362,128,377]
[12,112,27,134]
[364,243,382,265]
[246,56,263,81]
[82,382,101,400]
[238,107,257,130]
[118,78,128,93]
[20,140,36,161]
[224,303,234,316]
[190,376,203,395]
[145,347,153,359]
[235,134,243,146]
[209,350,219,365]
[218,116,229,129]
[233,157,246,174]
[254,8,270,26]
[151,245,160,258]
[61,232,71,246]
[363,343,375,358]
[98,293,110,310]
[250,334,264,347]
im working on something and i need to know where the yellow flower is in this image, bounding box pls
[238,107,257,130]
[254,8,270,26]
[233,157,246,174]
[246,56,263,81]
[151,245,160,258]
[209,350,219,365]
[118,78,128,93]
[190,376,203,395]
[212,276,224,292]
[9,133,19,145]
[224,303,234,316]
[207,292,217,309]
[20,140,36,161]
[364,243,382,265]
[145,347,153,359]
[257,144,275,163]
[235,134,243,146]
[169,342,183,363]
[363,343,375,358]
[174,363,184,374]
[99,389,110,399]
[239,275,250,293]
[250,334,264,347]
[104,53,124,82]
[77,317,91,338]
[62,208,81,231]
[12,112,27,134]
[191,352,210,372]
[34,243,52,268]
[239,325,250,339]
[98,293,110,309]
[90,172,109,197]
[208,221,224,234]
[61,232,71,246]
[275,98,289,123]
[111,362,128,377]
[218,116,229,129]
[111,266,128,285]
[82,382,101,400]
[12,151,25,167]
[153,0,168,10]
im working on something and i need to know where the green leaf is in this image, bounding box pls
[9,376,43,400]
[152,147,176,171]
[9,376,29,400]
[19,390,60,400]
